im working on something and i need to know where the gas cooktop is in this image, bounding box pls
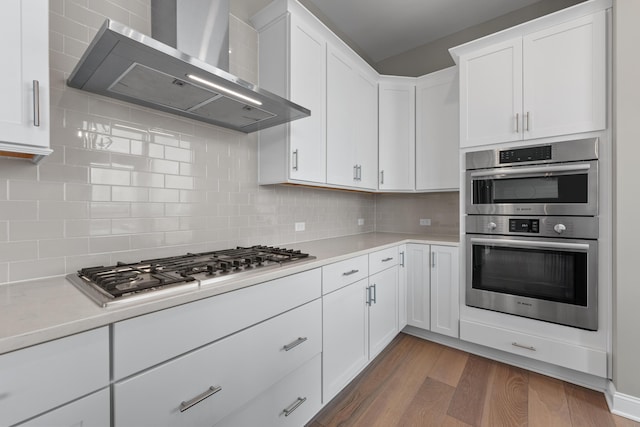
[66,246,314,307]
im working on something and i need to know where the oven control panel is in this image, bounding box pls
[509,218,539,233]
[499,145,552,164]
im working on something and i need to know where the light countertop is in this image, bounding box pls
[0,232,458,355]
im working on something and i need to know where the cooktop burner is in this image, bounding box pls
[67,246,314,307]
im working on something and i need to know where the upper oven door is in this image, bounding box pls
[466,160,598,216]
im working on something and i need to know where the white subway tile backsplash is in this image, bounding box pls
[39,201,89,220]
[0,241,38,262]
[65,219,112,237]
[9,258,66,283]
[130,203,164,218]
[10,220,65,241]
[40,163,89,184]
[39,237,89,258]
[90,167,130,186]
[65,183,111,202]
[149,188,179,203]
[112,186,149,202]
[89,202,130,219]
[0,201,38,221]
[8,181,63,201]
[89,235,131,254]
[165,175,194,190]
[0,222,7,242]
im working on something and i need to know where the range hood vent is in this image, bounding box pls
[67,14,309,133]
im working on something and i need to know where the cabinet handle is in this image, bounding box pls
[381,257,393,262]
[342,269,359,276]
[353,165,358,180]
[282,397,307,417]
[283,337,308,352]
[431,252,436,268]
[380,170,384,184]
[33,80,40,127]
[366,286,371,306]
[292,149,299,171]
[526,111,530,131]
[515,112,519,133]
[400,251,405,267]
[180,385,222,412]
[512,342,536,351]
[357,165,362,180]
[371,283,377,304]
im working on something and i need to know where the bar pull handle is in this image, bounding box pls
[282,397,307,417]
[512,342,536,351]
[526,111,530,131]
[431,252,436,268]
[33,80,40,127]
[292,149,299,171]
[342,269,359,276]
[382,257,393,262]
[283,337,307,352]
[180,385,222,412]
[357,165,362,180]
[380,170,384,185]
[515,112,519,133]
[353,165,358,180]
[400,251,405,267]
[371,283,377,304]
[366,286,371,306]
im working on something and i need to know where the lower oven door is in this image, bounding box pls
[466,234,598,330]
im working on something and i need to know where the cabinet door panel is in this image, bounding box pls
[369,266,399,359]
[353,71,379,190]
[17,389,110,427]
[430,246,460,338]
[406,244,430,329]
[523,11,606,139]
[460,39,523,147]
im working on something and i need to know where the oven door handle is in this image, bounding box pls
[469,163,591,179]
[469,238,590,251]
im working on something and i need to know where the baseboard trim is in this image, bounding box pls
[606,381,640,422]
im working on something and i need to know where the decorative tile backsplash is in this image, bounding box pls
[0,0,458,284]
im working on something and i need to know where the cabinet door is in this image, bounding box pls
[430,245,460,338]
[17,389,110,427]
[416,67,460,191]
[326,46,357,187]
[378,79,416,190]
[459,39,523,147]
[523,11,606,139]
[398,245,408,329]
[369,266,399,359]
[353,70,379,190]
[322,278,369,403]
[0,0,50,158]
[289,14,326,183]
[406,243,430,329]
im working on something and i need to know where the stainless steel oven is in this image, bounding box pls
[466,215,598,330]
[466,138,598,216]
[464,138,600,330]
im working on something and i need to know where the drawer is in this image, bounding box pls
[17,388,110,427]
[113,268,321,380]
[369,246,398,275]
[114,299,322,427]
[460,319,607,377]
[322,255,368,295]
[0,327,109,427]
[217,354,321,427]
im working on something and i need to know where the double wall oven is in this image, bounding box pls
[464,138,599,330]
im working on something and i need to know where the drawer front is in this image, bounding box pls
[369,246,398,275]
[0,327,109,427]
[460,319,607,377]
[113,268,321,380]
[114,299,322,427]
[217,354,321,427]
[17,388,110,427]
[322,255,368,295]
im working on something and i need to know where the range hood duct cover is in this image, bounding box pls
[67,1,309,133]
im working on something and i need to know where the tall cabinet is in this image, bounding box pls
[0,0,51,161]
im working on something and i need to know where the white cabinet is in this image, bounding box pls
[458,11,606,147]
[378,76,416,191]
[405,244,459,338]
[17,389,110,427]
[0,327,109,427]
[415,67,460,191]
[253,3,326,185]
[0,0,51,161]
[368,265,399,357]
[398,246,408,329]
[326,41,378,190]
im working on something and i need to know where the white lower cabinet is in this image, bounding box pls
[17,389,110,427]
[368,265,399,358]
[113,299,321,427]
[0,327,109,427]
[405,244,460,338]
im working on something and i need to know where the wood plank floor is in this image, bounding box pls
[307,333,639,427]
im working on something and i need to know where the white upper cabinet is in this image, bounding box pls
[326,41,378,190]
[253,3,327,185]
[0,0,51,162]
[415,67,460,191]
[457,9,607,148]
[378,77,416,191]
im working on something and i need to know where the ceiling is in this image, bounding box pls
[302,0,543,63]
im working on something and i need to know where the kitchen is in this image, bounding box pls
[0,0,638,425]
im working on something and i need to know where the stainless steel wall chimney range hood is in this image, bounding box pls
[67,0,310,133]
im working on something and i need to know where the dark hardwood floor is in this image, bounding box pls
[308,333,639,427]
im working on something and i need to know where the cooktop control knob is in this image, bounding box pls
[553,223,567,234]
[487,222,497,231]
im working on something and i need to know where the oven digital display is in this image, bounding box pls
[499,145,552,163]
[509,218,539,233]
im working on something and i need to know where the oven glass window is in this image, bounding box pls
[473,174,588,204]
[471,244,587,306]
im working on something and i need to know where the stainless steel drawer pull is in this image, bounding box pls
[342,269,359,276]
[292,149,299,171]
[283,337,308,351]
[512,342,536,351]
[282,397,307,417]
[366,286,372,306]
[381,257,393,262]
[431,252,436,268]
[33,80,40,127]
[515,112,519,133]
[400,251,405,267]
[180,385,222,412]
[371,283,377,304]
